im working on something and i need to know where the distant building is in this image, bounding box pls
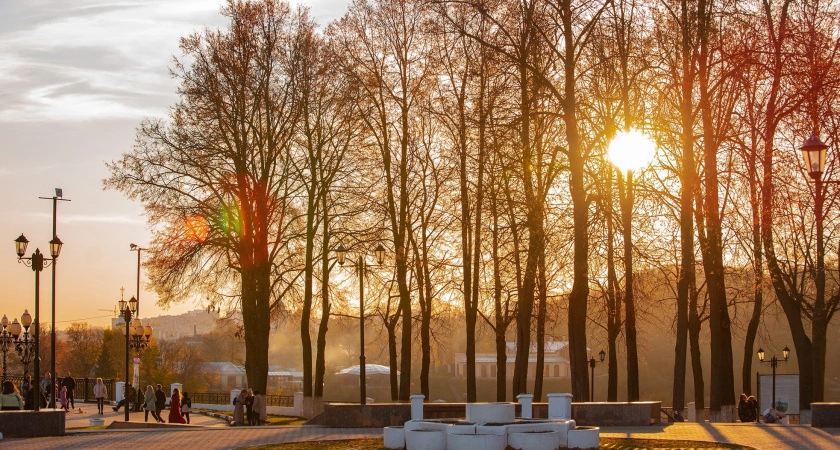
[454,341,570,379]
[201,362,302,391]
[112,309,220,340]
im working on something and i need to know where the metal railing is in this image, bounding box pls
[2,375,115,403]
[188,391,294,407]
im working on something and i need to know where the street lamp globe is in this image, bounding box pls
[757,347,765,362]
[336,244,348,266]
[144,324,153,339]
[599,349,606,362]
[20,310,32,328]
[1,315,7,329]
[119,298,127,313]
[49,236,63,258]
[608,129,657,172]
[800,135,828,180]
[783,346,790,360]
[14,234,29,258]
[129,296,139,314]
[374,244,386,265]
[9,319,21,338]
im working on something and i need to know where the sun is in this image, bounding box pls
[607,129,656,172]
[185,215,209,243]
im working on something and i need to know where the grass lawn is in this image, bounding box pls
[238,437,755,450]
[194,408,307,426]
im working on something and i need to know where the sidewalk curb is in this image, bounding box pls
[201,411,234,426]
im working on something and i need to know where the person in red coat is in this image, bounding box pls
[168,388,187,424]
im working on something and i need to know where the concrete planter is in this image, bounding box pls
[507,430,562,450]
[446,433,507,450]
[89,418,105,427]
[547,393,572,420]
[465,403,515,423]
[405,429,447,450]
[384,426,405,449]
[567,426,599,449]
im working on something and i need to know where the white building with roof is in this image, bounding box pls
[454,340,570,379]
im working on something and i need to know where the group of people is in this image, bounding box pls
[738,393,787,424]
[111,382,192,424]
[9,372,78,411]
[232,388,263,426]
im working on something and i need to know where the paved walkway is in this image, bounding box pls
[2,413,840,449]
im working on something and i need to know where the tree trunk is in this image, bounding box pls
[241,264,271,394]
[314,195,331,398]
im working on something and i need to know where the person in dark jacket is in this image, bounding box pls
[61,372,76,409]
[154,384,166,423]
[737,393,751,422]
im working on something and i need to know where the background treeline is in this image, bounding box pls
[105,0,840,421]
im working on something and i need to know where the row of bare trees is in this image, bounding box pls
[107,0,840,421]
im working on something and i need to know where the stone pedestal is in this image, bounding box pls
[411,394,425,420]
[547,394,572,420]
[517,394,533,419]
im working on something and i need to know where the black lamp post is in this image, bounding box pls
[757,346,790,410]
[335,243,386,406]
[9,312,37,400]
[39,188,69,408]
[0,315,14,382]
[15,233,63,411]
[120,296,152,422]
[589,349,606,402]
[130,244,146,317]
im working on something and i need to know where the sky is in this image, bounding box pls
[0,0,350,329]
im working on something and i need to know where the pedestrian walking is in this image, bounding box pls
[181,391,192,424]
[144,385,157,422]
[59,386,70,411]
[61,372,76,409]
[155,384,166,423]
[233,389,245,426]
[168,387,187,424]
[0,381,24,410]
[20,375,32,410]
[93,377,108,414]
[251,389,264,426]
[40,372,53,408]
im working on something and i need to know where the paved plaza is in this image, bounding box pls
[2,409,840,449]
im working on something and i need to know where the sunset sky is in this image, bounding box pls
[0,0,348,329]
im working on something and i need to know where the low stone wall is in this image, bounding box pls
[0,410,66,437]
[572,402,661,426]
[811,403,840,428]
[307,403,412,427]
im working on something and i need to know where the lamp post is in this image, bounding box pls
[14,233,63,411]
[130,244,146,317]
[757,346,790,410]
[119,295,152,422]
[0,315,14,382]
[39,188,70,409]
[11,314,37,379]
[608,129,656,402]
[335,243,386,406]
[589,349,606,402]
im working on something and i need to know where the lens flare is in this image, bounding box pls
[185,215,209,243]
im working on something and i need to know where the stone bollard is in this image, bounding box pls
[548,393,573,420]
[115,381,125,403]
[171,382,183,398]
[411,394,425,420]
[687,402,696,422]
[517,393,534,419]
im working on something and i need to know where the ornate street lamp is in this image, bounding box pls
[14,233,63,411]
[10,313,37,381]
[120,296,153,422]
[588,349,606,402]
[335,243,386,405]
[0,315,14,382]
[757,345,791,411]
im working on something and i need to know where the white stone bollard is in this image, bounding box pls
[517,394,533,419]
[170,382,183,398]
[547,393,573,420]
[115,381,125,403]
[411,394,425,420]
[687,402,698,422]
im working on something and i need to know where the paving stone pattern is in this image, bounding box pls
[2,410,840,450]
